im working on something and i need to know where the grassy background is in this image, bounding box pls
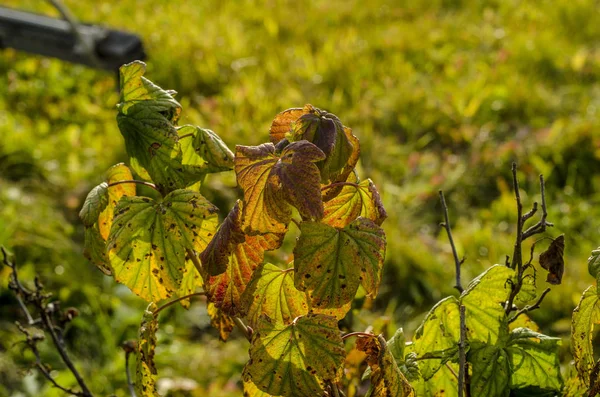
[1,0,600,395]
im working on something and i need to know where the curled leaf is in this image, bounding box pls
[136,303,160,397]
[79,182,108,227]
[539,235,565,285]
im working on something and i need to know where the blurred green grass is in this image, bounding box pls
[1,0,600,395]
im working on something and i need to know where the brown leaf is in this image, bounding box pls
[269,107,305,144]
[539,235,565,285]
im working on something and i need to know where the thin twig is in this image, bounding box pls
[16,322,83,396]
[122,342,137,397]
[522,202,538,222]
[4,249,93,396]
[509,288,552,324]
[233,317,253,341]
[439,191,464,293]
[178,133,194,140]
[38,297,93,396]
[153,292,206,316]
[510,163,524,271]
[321,181,358,192]
[341,331,375,341]
[522,175,554,240]
[458,305,467,397]
[107,180,159,191]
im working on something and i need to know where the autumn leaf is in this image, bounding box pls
[322,178,387,228]
[99,164,136,240]
[79,182,108,227]
[136,303,160,397]
[240,263,309,328]
[357,334,414,397]
[108,190,218,302]
[235,141,325,234]
[207,302,235,342]
[294,217,386,310]
[572,285,600,384]
[243,314,345,397]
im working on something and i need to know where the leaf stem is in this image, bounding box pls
[439,191,464,293]
[107,180,159,191]
[233,316,253,341]
[341,331,375,341]
[321,181,358,192]
[178,133,194,140]
[508,288,551,324]
[154,292,206,316]
[186,248,203,275]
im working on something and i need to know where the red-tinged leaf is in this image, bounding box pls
[242,314,345,397]
[272,140,326,220]
[207,302,235,342]
[322,179,387,228]
[269,107,305,144]
[108,190,218,302]
[235,141,325,234]
[235,143,289,234]
[294,218,386,310]
[200,201,246,276]
[357,335,414,397]
[240,263,309,328]
[322,126,360,198]
[204,233,280,316]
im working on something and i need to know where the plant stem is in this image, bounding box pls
[341,331,375,341]
[107,180,159,191]
[38,296,93,396]
[439,191,464,293]
[510,163,524,271]
[124,348,136,397]
[186,248,203,275]
[154,292,206,316]
[522,175,553,240]
[458,305,467,397]
[321,181,358,192]
[178,133,194,140]
[233,316,253,341]
[509,288,551,324]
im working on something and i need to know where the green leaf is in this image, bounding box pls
[243,378,276,397]
[412,362,458,397]
[294,217,386,310]
[412,296,460,379]
[79,182,108,227]
[588,248,600,280]
[242,314,345,397]
[469,343,510,397]
[460,264,515,344]
[240,263,309,329]
[572,285,600,383]
[357,335,414,397]
[108,190,218,301]
[193,127,235,172]
[117,62,197,193]
[506,327,562,391]
[322,179,387,228]
[201,202,283,315]
[136,303,160,397]
[235,141,325,234]
[83,223,111,275]
[516,274,537,305]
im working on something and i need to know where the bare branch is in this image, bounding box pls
[439,191,464,293]
[122,341,137,397]
[509,288,552,324]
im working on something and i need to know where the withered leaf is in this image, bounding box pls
[539,235,565,285]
